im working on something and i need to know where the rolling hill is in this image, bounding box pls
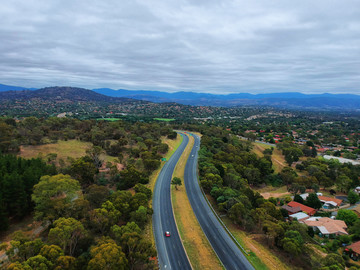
[93,88,360,110]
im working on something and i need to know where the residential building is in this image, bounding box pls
[289,212,309,222]
[346,241,360,261]
[281,204,301,215]
[318,196,342,209]
[303,217,348,237]
[288,201,317,216]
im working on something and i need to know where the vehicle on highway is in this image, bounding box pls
[165,231,171,237]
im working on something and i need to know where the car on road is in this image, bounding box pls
[165,231,171,237]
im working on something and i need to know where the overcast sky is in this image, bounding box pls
[1,0,359,94]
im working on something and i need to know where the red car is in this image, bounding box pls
[165,231,171,237]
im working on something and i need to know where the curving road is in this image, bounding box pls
[153,133,192,270]
[184,133,254,270]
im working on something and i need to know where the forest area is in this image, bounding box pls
[0,116,359,270]
[0,117,177,269]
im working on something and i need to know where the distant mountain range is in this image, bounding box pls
[0,84,37,91]
[1,83,359,110]
[93,88,360,110]
[0,86,141,104]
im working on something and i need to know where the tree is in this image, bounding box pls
[0,121,19,153]
[69,157,98,186]
[348,190,359,205]
[262,220,284,246]
[228,202,247,227]
[23,255,53,270]
[167,131,177,139]
[117,166,148,190]
[321,253,345,269]
[39,245,64,263]
[171,177,182,190]
[7,261,31,270]
[32,174,81,222]
[130,206,149,228]
[90,201,121,234]
[134,183,152,199]
[348,220,360,238]
[85,185,109,207]
[337,209,358,226]
[283,147,303,166]
[87,239,127,270]
[305,193,322,209]
[336,174,352,193]
[55,256,76,270]
[86,146,105,169]
[48,217,87,256]
[282,238,302,257]
[111,223,156,269]
[5,231,44,263]
[280,167,297,188]
[294,194,305,204]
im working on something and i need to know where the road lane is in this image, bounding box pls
[153,133,192,270]
[184,133,254,270]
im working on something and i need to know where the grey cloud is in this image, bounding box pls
[0,0,359,94]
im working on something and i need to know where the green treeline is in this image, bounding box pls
[0,154,56,230]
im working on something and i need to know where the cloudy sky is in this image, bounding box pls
[1,0,359,94]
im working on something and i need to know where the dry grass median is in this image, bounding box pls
[172,133,223,270]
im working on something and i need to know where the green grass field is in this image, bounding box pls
[153,118,175,122]
[96,118,122,121]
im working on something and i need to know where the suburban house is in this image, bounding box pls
[281,204,301,215]
[299,192,323,201]
[346,240,360,261]
[318,196,342,209]
[289,212,310,222]
[303,217,348,237]
[287,201,317,216]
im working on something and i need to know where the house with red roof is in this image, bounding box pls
[318,196,342,209]
[346,240,360,261]
[287,201,317,216]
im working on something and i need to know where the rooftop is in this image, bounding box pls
[318,196,343,206]
[288,201,317,215]
[348,241,360,254]
[289,212,309,221]
[303,217,348,235]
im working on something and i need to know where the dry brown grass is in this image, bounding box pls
[255,186,291,200]
[19,140,92,162]
[19,140,118,165]
[227,227,293,270]
[272,148,287,173]
[172,133,223,270]
[251,142,286,173]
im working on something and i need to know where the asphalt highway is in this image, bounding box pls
[184,133,255,270]
[153,133,192,270]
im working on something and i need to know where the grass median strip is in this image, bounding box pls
[172,133,223,270]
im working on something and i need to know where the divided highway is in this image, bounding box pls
[153,133,192,270]
[184,133,254,270]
